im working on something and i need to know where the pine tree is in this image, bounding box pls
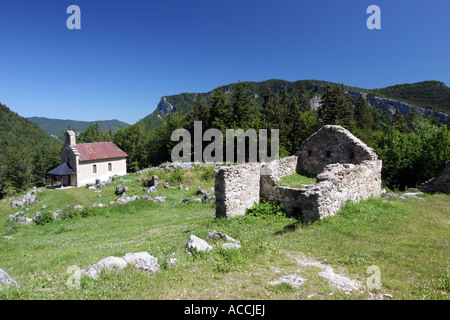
[261,87,278,127]
[278,88,293,152]
[298,85,311,112]
[318,84,353,128]
[318,84,339,125]
[208,87,228,131]
[354,94,374,130]
[230,82,254,129]
[78,122,103,143]
[103,129,113,142]
[392,108,407,132]
[193,94,209,124]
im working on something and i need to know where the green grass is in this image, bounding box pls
[278,173,316,188]
[0,167,448,300]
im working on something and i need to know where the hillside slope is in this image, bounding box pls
[371,81,449,113]
[0,166,448,300]
[0,103,62,197]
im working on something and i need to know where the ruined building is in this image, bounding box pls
[215,125,383,223]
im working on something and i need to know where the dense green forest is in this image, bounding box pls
[0,103,62,198]
[1,80,449,199]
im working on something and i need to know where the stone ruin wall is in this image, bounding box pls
[215,163,262,218]
[215,125,383,223]
[419,158,450,194]
[260,158,382,223]
[295,125,378,175]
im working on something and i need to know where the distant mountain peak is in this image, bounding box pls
[157,97,177,115]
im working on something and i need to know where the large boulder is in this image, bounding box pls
[122,252,160,272]
[115,185,128,195]
[77,256,128,279]
[186,235,212,252]
[144,175,159,187]
[76,252,160,279]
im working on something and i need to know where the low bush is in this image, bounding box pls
[60,207,81,221]
[34,211,54,225]
[245,199,285,218]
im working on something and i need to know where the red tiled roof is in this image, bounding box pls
[76,142,127,162]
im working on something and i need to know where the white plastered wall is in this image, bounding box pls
[76,158,127,187]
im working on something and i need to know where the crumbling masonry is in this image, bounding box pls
[215,125,382,223]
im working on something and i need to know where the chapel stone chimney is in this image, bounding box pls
[65,130,76,146]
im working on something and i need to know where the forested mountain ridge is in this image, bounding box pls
[0,103,62,197]
[141,79,449,128]
[371,81,449,113]
[27,117,129,140]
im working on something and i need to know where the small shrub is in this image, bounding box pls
[60,207,81,221]
[35,211,54,225]
[167,167,184,185]
[212,248,244,273]
[245,199,285,218]
[80,207,96,218]
[200,167,215,181]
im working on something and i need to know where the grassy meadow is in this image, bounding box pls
[0,166,448,300]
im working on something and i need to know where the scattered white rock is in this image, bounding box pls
[123,252,160,272]
[208,230,240,244]
[221,243,241,250]
[0,269,18,287]
[76,251,161,279]
[269,274,307,288]
[186,235,212,252]
[383,192,424,200]
[78,256,128,279]
[299,259,361,293]
[16,217,33,225]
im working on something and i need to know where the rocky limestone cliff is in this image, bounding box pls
[345,89,449,122]
[157,97,177,116]
[308,87,449,123]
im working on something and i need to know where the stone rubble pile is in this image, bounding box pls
[11,188,42,209]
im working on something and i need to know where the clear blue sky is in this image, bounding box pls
[1,0,449,124]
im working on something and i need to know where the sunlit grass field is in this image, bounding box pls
[0,166,448,300]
